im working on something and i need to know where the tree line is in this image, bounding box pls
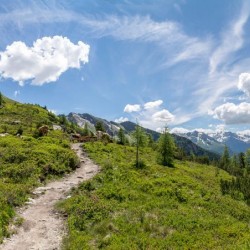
[219,146,250,204]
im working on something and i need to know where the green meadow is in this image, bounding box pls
[58,142,250,249]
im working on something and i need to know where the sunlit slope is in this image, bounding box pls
[0,95,58,135]
[59,142,250,249]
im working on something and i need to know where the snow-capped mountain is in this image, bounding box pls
[180,131,226,155]
[173,130,250,154]
[210,131,250,153]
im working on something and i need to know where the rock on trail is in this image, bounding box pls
[0,143,99,250]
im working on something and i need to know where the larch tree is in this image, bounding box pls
[118,128,126,145]
[131,122,148,168]
[220,146,230,170]
[157,127,175,167]
[245,149,250,169]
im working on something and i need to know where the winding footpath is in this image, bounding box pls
[0,143,99,250]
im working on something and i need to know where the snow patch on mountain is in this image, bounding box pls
[172,129,250,154]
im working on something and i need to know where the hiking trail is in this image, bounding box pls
[1,143,99,250]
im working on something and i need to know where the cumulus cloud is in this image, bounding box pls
[124,104,141,113]
[114,117,129,123]
[0,36,90,85]
[212,102,250,124]
[123,100,175,130]
[152,109,175,123]
[238,73,250,96]
[144,100,163,110]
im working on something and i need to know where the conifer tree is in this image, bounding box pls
[245,149,250,169]
[83,122,90,136]
[156,127,175,167]
[95,121,105,132]
[238,152,245,169]
[0,92,3,106]
[231,154,238,168]
[220,146,230,170]
[118,128,126,145]
[131,124,148,148]
[131,122,148,168]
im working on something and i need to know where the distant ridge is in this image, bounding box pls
[173,130,250,154]
[68,113,219,160]
[120,121,219,160]
[67,112,121,135]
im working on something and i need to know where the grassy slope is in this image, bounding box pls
[59,142,250,249]
[0,96,79,242]
[0,95,58,135]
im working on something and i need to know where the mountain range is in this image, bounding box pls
[172,130,250,155]
[67,112,219,160]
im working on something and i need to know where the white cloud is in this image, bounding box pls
[156,127,163,133]
[170,127,190,134]
[212,102,250,124]
[170,127,215,134]
[114,117,129,123]
[2,4,249,125]
[215,124,225,132]
[195,128,216,134]
[0,36,90,85]
[0,6,212,66]
[144,100,163,110]
[14,90,20,97]
[123,100,175,131]
[237,130,250,136]
[170,124,225,135]
[48,109,57,114]
[238,73,250,96]
[124,104,141,113]
[152,109,175,123]
[209,2,250,73]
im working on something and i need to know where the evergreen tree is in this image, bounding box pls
[118,128,126,145]
[238,152,245,169]
[0,92,2,106]
[231,154,238,168]
[95,121,105,132]
[220,146,230,170]
[245,149,250,169]
[231,153,239,175]
[156,127,175,167]
[131,124,149,147]
[147,133,155,148]
[83,122,90,136]
[59,115,68,126]
[131,122,148,168]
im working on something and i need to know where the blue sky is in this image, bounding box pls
[0,0,250,134]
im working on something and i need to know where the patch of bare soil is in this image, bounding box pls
[0,143,99,250]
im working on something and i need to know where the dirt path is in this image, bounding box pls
[0,143,99,250]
